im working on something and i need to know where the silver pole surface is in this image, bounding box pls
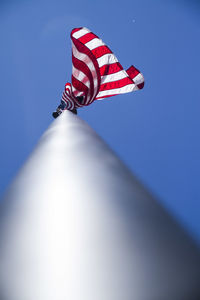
[0,111,199,300]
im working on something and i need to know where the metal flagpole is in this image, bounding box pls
[0,110,199,300]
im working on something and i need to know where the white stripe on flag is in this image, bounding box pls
[71,87,83,97]
[133,73,144,85]
[101,70,128,84]
[85,38,105,50]
[97,53,118,68]
[96,83,136,98]
[72,66,90,88]
[72,28,90,39]
[72,42,99,104]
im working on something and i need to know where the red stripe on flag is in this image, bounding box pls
[78,32,97,44]
[99,77,134,91]
[126,65,140,79]
[99,62,123,76]
[72,55,94,95]
[137,82,144,89]
[92,45,112,59]
[71,36,101,100]
[71,76,89,106]
[72,55,94,82]
[72,75,88,94]
[126,66,144,89]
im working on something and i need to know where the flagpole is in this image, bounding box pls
[0,110,199,300]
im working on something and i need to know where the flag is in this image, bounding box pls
[62,27,144,110]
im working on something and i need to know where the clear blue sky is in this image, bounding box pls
[0,0,200,242]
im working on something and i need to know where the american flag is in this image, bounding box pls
[62,27,144,110]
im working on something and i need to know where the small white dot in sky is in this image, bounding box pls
[132,19,136,23]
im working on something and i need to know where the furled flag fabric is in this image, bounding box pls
[62,27,144,110]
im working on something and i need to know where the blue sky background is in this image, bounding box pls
[0,0,200,242]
